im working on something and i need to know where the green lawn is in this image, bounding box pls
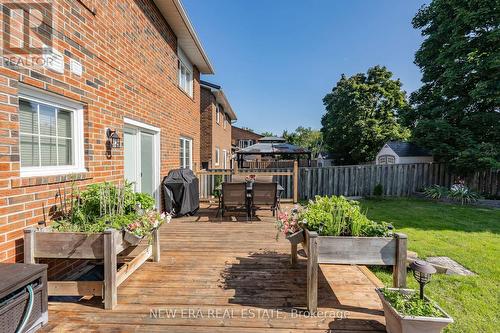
[359,198,500,333]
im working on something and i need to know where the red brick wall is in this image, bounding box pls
[200,87,213,165]
[231,126,263,147]
[200,86,232,169]
[0,0,202,269]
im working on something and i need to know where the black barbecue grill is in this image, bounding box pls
[162,169,199,217]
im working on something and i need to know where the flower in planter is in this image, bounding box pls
[245,174,256,182]
[275,207,302,239]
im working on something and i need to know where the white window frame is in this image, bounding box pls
[179,137,193,169]
[215,147,220,166]
[216,104,220,125]
[19,85,86,177]
[178,48,193,97]
[222,149,227,169]
[223,114,227,129]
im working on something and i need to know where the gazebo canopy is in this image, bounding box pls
[235,137,311,167]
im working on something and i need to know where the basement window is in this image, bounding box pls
[19,86,85,177]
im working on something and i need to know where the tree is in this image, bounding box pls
[260,131,275,137]
[321,66,411,164]
[282,126,323,158]
[403,0,500,172]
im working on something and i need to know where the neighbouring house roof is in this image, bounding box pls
[200,80,237,121]
[237,141,310,155]
[385,141,432,157]
[232,126,263,138]
[153,0,214,74]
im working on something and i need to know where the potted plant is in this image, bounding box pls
[376,288,453,333]
[276,207,303,245]
[375,260,453,333]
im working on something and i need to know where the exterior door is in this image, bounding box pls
[123,126,157,198]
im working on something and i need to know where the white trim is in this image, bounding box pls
[215,147,220,166]
[179,137,193,170]
[124,117,161,132]
[123,118,161,208]
[18,85,86,178]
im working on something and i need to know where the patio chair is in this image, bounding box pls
[250,182,278,218]
[220,182,249,218]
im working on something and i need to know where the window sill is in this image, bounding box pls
[177,85,194,101]
[12,169,91,188]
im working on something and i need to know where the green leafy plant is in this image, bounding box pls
[373,183,383,196]
[212,175,223,197]
[134,192,155,210]
[300,196,392,237]
[381,288,445,318]
[52,181,163,237]
[423,185,448,200]
[448,184,480,205]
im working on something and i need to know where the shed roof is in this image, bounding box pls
[386,141,432,157]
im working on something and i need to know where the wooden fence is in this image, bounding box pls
[197,166,297,202]
[197,163,499,202]
[299,163,500,199]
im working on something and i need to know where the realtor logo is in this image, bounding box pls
[2,2,53,55]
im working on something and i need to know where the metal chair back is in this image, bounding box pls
[222,182,247,206]
[251,182,277,206]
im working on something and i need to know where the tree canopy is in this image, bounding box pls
[321,66,411,164]
[282,126,323,157]
[402,0,500,172]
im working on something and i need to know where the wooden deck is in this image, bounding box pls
[41,204,386,332]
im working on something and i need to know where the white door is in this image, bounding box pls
[123,124,159,202]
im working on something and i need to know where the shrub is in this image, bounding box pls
[300,195,392,237]
[373,183,383,196]
[424,185,448,200]
[449,184,480,205]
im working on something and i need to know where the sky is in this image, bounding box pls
[183,0,429,135]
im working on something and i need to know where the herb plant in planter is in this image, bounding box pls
[24,181,168,310]
[293,195,407,313]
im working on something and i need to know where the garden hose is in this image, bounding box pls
[15,284,34,333]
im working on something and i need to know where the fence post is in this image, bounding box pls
[152,227,160,262]
[393,233,407,288]
[24,228,36,264]
[307,231,318,313]
[293,160,299,203]
[104,228,118,310]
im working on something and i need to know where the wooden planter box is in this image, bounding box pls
[291,229,407,312]
[24,227,161,310]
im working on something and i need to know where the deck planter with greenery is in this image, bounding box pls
[375,288,453,333]
[23,182,165,310]
[288,196,407,312]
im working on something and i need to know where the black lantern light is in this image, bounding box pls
[106,128,121,148]
[105,128,121,159]
[410,260,436,300]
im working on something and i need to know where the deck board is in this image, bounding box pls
[41,204,386,332]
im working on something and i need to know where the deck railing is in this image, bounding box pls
[197,161,299,202]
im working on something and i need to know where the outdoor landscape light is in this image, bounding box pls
[410,260,436,300]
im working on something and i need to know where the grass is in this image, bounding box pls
[359,198,500,333]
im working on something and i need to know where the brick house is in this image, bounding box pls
[0,0,214,268]
[200,80,236,169]
[231,126,263,151]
